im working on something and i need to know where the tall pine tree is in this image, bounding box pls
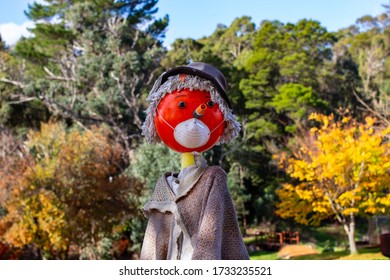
[2,0,168,156]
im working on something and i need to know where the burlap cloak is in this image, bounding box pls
[140,165,249,260]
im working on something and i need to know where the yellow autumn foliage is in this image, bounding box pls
[276,114,390,225]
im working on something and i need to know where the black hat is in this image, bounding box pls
[161,62,232,108]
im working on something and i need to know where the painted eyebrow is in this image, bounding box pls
[174,94,187,98]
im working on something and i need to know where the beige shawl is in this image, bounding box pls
[140,161,249,260]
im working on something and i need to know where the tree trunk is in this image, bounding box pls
[346,227,358,254]
[342,214,358,254]
[239,164,247,232]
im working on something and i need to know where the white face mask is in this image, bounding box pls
[174,118,210,148]
[157,109,225,149]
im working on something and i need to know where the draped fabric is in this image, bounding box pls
[140,157,249,260]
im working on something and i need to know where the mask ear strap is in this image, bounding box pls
[209,119,225,135]
[156,108,175,131]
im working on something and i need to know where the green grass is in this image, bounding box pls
[338,252,387,260]
[249,246,389,260]
[338,247,388,260]
[289,250,348,260]
[250,250,279,260]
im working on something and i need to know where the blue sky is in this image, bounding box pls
[0,0,387,47]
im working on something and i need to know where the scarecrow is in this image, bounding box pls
[140,62,249,260]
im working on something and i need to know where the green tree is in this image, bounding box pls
[0,34,4,50]
[1,0,168,156]
[227,162,251,230]
[127,142,180,252]
[0,35,50,134]
[130,142,180,196]
[241,19,336,143]
[334,7,390,125]
[269,83,326,133]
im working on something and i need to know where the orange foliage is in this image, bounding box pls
[0,123,142,259]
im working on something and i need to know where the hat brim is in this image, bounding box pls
[161,66,232,108]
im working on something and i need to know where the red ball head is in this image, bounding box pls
[154,89,225,153]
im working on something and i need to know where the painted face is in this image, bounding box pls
[154,89,225,153]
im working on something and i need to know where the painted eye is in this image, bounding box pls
[206,101,214,108]
[178,101,187,109]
